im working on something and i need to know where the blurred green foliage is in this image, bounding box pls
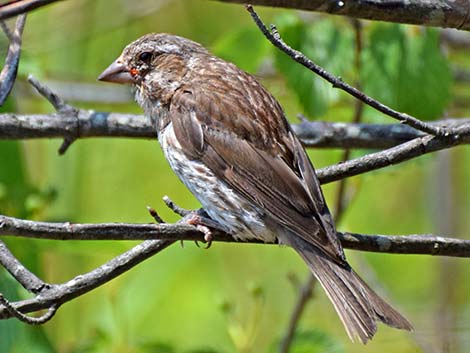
[362,24,452,121]
[0,1,469,353]
[213,27,270,73]
[268,330,345,353]
[272,14,355,117]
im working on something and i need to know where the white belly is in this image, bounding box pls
[158,123,276,242]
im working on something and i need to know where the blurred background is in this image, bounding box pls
[0,0,469,352]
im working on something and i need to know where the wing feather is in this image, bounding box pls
[169,82,344,262]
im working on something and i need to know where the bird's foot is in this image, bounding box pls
[184,209,222,249]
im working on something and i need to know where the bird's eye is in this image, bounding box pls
[138,51,152,63]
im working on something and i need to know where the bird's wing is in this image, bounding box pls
[169,78,344,262]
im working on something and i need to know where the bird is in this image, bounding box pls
[98,33,412,343]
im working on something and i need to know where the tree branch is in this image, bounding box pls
[219,1,470,31]
[317,132,468,184]
[0,110,155,140]
[292,118,470,149]
[2,1,470,32]
[1,106,469,149]
[1,214,468,257]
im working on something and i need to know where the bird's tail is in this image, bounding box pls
[280,234,413,343]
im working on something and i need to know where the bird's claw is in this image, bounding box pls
[185,212,215,249]
[196,224,213,249]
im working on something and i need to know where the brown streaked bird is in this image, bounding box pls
[98,33,412,343]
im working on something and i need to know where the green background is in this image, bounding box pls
[0,1,469,352]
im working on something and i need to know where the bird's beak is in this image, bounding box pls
[98,59,133,84]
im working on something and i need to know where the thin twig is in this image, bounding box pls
[0,21,13,40]
[245,5,449,137]
[279,275,316,353]
[0,14,26,105]
[0,239,174,320]
[163,195,191,217]
[27,75,76,114]
[0,294,58,324]
[28,75,79,154]
[0,240,46,293]
[147,206,166,224]
[333,18,365,224]
[0,0,62,21]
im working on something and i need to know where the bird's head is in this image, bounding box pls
[98,33,209,111]
[98,33,207,85]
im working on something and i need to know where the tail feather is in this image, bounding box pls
[280,234,413,343]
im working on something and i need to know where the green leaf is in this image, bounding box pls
[273,14,354,117]
[212,27,271,73]
[362,24,452,120]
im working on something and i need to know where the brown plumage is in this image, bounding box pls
[98,33,412,343]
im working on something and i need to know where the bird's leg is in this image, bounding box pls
[162,196,223,248]
[183,209,224,249]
